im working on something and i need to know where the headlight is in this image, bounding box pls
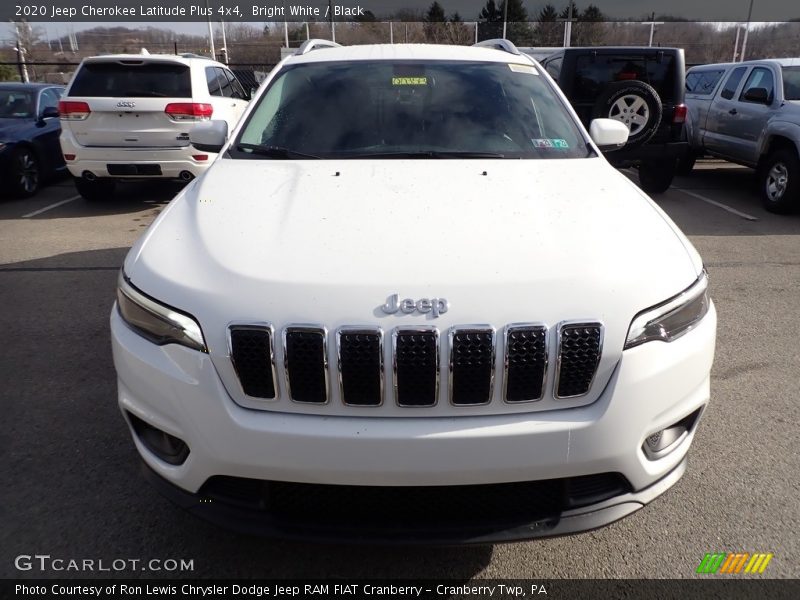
[116,271,207,352]
[624,271,710,349]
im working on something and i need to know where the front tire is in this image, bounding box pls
[760,149,799,214]
[638,159,677,194]
[74,176,116,202]
[10,147,41,198]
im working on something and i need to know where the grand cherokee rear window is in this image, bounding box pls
[234,60,589,159]
[69,62,191,98]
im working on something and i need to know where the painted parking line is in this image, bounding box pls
[674,188,759,221]
[21,195,82,218]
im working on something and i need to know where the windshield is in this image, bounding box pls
[783,67,800,101]
[0,90,35,119]
[233,60,590,159]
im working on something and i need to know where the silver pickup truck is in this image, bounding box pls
[684,58,800,213]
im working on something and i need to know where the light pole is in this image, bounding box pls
[557,3,576,48]
[740,0,754,62]
[642,21,663,46]
[502,0,508,39]
[732,23,747,62]
[205,0,215,59]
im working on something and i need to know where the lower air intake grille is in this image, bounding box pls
[200,472,631,527]
[556,323,603,398]
[504,325,547,402]
[450,327,495,405]
[394,328,438,407]
[337,329,383,406]
[229,326,276,399]
[284,327,328,403]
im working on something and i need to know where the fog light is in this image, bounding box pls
[643,408,702,460]
[128,412,189,465]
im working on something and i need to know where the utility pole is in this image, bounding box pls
[642,20,663,46]
[502,0,508,39]
[740,0,754,62]
[557,3,577,48]
[205,0,215,59]
[13,22,30,83]
[220,20,228,63]
[329,0,336,42]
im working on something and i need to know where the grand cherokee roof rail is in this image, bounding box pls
[472,39,521,56]
[296,39,342,55]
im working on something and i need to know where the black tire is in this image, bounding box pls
[592,81,663,148]
[759,149,800,214]
[638,159,677,194]
[10,147,41,198]
[74,176,116,202]
[675,152,697,176]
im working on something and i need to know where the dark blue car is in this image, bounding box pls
[0,83,66,198]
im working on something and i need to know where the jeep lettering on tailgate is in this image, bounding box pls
[381,294,449,317]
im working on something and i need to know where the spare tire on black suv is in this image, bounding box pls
[537,47,688,194]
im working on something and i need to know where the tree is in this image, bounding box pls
[536,4,561,46]
[478,0,532,45]
[575,4,606,45]
[424,1,448,42]
[425,2,446,22]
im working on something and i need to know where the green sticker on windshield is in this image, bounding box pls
[392,77,428,86]
[532,138,569,149]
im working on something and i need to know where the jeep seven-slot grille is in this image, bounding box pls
[337,329,383,406]
[556,324,603,398]
[284,327,328,403]
[229,326,276,399]
[227,322,603,407]
[394,328,439,407]
[450,327,495,405]
[504,325,548,402]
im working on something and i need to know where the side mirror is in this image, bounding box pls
[589,118,629,151]
[40,106,60,120]
[743,87,769,104]
[190,120,228,153]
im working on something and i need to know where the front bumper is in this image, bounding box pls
[111,302,716,540]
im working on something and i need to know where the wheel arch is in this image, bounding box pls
[758,130,800,170]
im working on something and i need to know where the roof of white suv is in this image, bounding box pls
[283,43,537,66]
[80,53,224,67]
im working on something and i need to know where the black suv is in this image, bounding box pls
[539,47,688,193]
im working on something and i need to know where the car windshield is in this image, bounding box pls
[782,67,800,101]
[234,60,590,159]
[0,90,35,118]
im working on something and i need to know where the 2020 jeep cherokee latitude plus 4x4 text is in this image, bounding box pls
[111,40,716,543]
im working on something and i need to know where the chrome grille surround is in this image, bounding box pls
[392,326,440,407]
[335,326,384,407]
[283,324,330,404]
[448,325,496,406]
[554,320,604,399]
[502,322,548,403]
[226,322,278,401]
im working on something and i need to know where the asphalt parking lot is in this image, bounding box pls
[1,162,798,580]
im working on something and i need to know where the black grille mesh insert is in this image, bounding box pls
[451,329,494,405]
[229,327,275,399]
[285,329,327,403]
[200,472,631,526]
[505,326,547,402]
[557,324,602,398]
[395,330,438,406]
[339,331,382,406]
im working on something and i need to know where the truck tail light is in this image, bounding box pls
[165,103,213,121]
[672,104,687,124]
[58,100,91,120]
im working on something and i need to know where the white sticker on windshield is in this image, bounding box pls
[532,138,570,149]
[509,64,538,75]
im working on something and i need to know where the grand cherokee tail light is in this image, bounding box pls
[58,100,91,120]
[164,102,213,121]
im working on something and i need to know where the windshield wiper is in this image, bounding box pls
[236,143,322,159]
[344,151,505,159]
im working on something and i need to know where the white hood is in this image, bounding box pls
[125,156,700,406]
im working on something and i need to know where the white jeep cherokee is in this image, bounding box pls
[111,40,716,543]
[59,52,248,200]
